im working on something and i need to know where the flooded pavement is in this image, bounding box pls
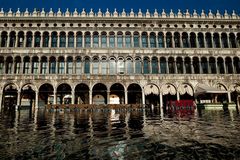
[0,107,240,160]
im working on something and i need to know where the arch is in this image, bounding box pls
[168,57,175,74]
[214,83,228,103]
[117,31,123,48]
[133,31,140,47]
[0,56,4,74]
[68,32,74,47]
[34,31,41,47]
[209,57,217,74]
[201,57,208,74]
[184,57,191,74]
[217,57,225,74]
[143,56,150,74]
[1,31,8,47]
[127,83,142,104]
[178,83,194,100]
[190,32,197,48]
[142,32,148,48]
[9,31,16,47]
[26,31,33,47]
[5,56,13,74]
[225,57,233,74]
[151,56,158,74]
[58,56,65,74]
[158,32,164,48]
[23,56,30,74]
[125,31,132,48]
[75,83,89,104]
[92,83,107,104]
[198,32,204,48]
[59,32,66,47]
[126,56,133,74]
[233,57,240,73]
[213,33,220,48]
[166,32,172,48]
[221,33,228,48]
[135,57,142,74]
[32,56,39,74]
[182,32,189,48]
[76,31,83,47]
[193,57,200,74]
[109,31,115,48]
[205,32,212,48]
[144,83,160,106]
[93,31,99,48]
[20,83,37,107]
[51,31,58,47]
[229,33,236,48]
[150,32,156,48]
[39,83,54,105]
[160,57,167,74]
[101,31,107,48]
[176,57,183,74]
[161,83,177,108]
[42,31,49,47]
[17,31,24,47]
[110,83,125,104]
[174,32,180,48]
[14,56,21,74]
[2,83,18,110]
[56,83,72,104]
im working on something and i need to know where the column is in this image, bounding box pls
[131,31,134,48]
[35,91,38,108]
[147,32,150,48]
[174,58,177,74]
[106,32,109,48]
[7,31,10,47]
[48,32,52,47]
[199,59,202,74]
[155,32,159,48]
[38,59,41,74]
[57,32,60,48]
[107,90,110,104]
[90,32,93,48]
[228,92,232,103]
[32,32,35,47]
[0,32,2,47]
[164,32,167,48]
[207,59,210,74]
[179,32,183,48]
[15,32,18,47]
[74,32,77,48]
[219,34,222,48]
[203,32,207,48]
[139,31,142,48]
[211,32,214,48]
[71,90,75,104]
[73,58,76,74]
[159,92,163,118]
[166,59,169,74]
[0,93,2,111]
[183,58,186,74]
[17,91,21,110]
[191,61,194,74]
[23,32,27,47]
[177,92,180,101]
[142,90,145,105]
[122,32,126,48]
[66,32,69,48]
[125,90,128,104]
[172,32,175,48]
[40,32,43,48]
[114,32,117,48]
[53,90,57,104]
[89,89,92,104]
[64,58,67,74]
[215,60,218,74]
[99,33,101,48]
[82,31,85,48]
[223,58,227,74]
[47,57,49,74]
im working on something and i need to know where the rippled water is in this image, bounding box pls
[0,107,240,160]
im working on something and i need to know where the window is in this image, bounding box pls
[125,33,131,48]
[23,58,30,74]
[34,32,41,47]
[101,33,107,48]
[101,60,107,74]
[67,58,73,74]
[142,32,148,48]
[152,58,158,74]
[117,34,123,48]
[68,33,74,47]
[49,60,56,74]
[117,58,124,74]
[158,33,164,48]
[41,61,47,74]
[60,33,66,47]
[134,33,140,47]
[51,32,57,47]
[135,58,142,74]
[93,33,99,48]
[126,59,133,74]
[26,32,32,47]
[85,33,91,47]
[76,58,82,74]
[150,33,156,48]
[160,58,167,74]
[109,59,116,74]
[32,60,39,74]
[92,58,99,74]
[84,58,90,74]
[43,32,49,47]
[77,33,82,47]
[58,58,65,74]
[109,33,115,48]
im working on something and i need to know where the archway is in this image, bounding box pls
[39,83,54,105]
[230,84,240,110]
[161,84,177,110]
[2,84,18,111]
[178,83,194,100]
[21,84,36,107]
[127,83,142,104]
[92,83,107,104]
[144,84,160,106]
[75,83,89,104]
[57,83,72,104]
[110,83,125,104]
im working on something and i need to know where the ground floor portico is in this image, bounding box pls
[0,74,240,112]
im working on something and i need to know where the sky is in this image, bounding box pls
[0,0,239,14]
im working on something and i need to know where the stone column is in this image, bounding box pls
[199,59,202,74]
[215,60,218,74]
[74,32,77,48]
[35,91,38,108]
[71,90,75,104]
[142,90,145,105]
[147,32,150,48]
[82,31,85,48]
[17,91,21,110]
[228,92,232,103]
[123,31,126,48]
[125,90,128,104]
[177,92,180,101]
[164,32,167,48]
[219,34,223,48]
[7,31,10,47]
[191,61,194,74]
[66,32,69,48]
[166,59,169,74]
[207,59,210,74]
[139,31,142,48]
[90,31,93,48]
[172,32,175,48]
[160,92,164,117]
[0,93,2,111]
[131,31,134,48]
[107,90,110,104]
[180,33,183,48]
[155,32,159,48]
[99,34,101,48]
[183,58,186,74]
[53,90,57,105]
[40,32,43,48]
[23,32,27,47]
[64,58,67,74]
[32,32,35,47]
[174,58,177,74]
[0,32,2,47]
[48,32,52,47]
[15,31,18,48]
[57,32,60,48]
[223,60,227,74]
[89,89,92,104]
[203,32,207,48]
[211,32,214,48]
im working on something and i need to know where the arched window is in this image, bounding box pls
[152,57,158,74]
[190,32,196,48]
[40,56,47,74]
[23,56,30,74]
[117,32,123,48]
[174,32,180,48]
[14,56,21,74]
[209,57,216,74]
[93,32,99,48]
[9,31,16,47]
[143,57,150,74]
[109,57,116,74]
[182,32,189,48]
[85,32,91,48]
[32,56,39,74]
[1,31,7,47]
[34,32,41,47]
[68,32,74,47]
[51,32,57,47]
[221,33,228,48]
[160,57,167,74]
[237,33,240,47]
[201,57,208,74]
[213,33,220,48]
[125,32,131,48]
[76,57,82,74]
[76,32,83,47]
[198,33,204,48]
[135,57,142,74]
[17,31,24,47]
[225,57,233,74]
[133,32,140,47]
[205,33,212,48]
[92,57,99,74]
[101,57,107,74]
[193,57,200,74]
[59,32,66,47]
[49,57,56,74]
[229,33,236,48]
[58,57,65,74]
[158,32,164,48]
[217,57,225,74]
[0,56,4,74]
[168,57,175,74]
[126,57,133,74]
[101,32,107,48]
[43,32,49,47]
[67,57,73,74]
[166,32,172,48]
[233,57,240,73]
[142,32,148,48]
[26,32,33,47]
[6,57,13,74]
[84,57,90,74]
[150,32,156,48]
[109,32,115,48]
[117,57,125,74]
[176,57,183,74]
[184,57,191,74]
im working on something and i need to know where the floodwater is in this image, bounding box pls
[0,107,240,160]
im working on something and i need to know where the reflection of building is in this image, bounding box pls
[0,8,240,110]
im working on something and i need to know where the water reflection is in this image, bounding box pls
[0,107,240,159]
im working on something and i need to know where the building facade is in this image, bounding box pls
[0,8,240,110]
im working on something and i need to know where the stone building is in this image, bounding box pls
[0,8,239,110]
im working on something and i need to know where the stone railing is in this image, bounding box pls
[0,8,239,20]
